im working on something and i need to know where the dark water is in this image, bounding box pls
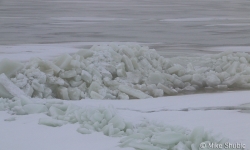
[1,0,250,56]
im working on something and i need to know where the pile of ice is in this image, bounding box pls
[1,96,237,150]
[1,43,250,100]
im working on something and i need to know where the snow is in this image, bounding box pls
[0,43,250,150]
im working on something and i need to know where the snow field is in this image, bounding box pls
[0,96,241,150]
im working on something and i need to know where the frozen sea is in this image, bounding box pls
[1,0,250,57]
[0,0,250,150]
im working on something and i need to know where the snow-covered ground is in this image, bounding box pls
[0,43,249,150]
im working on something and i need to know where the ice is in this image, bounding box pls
[59,70,77,78]
[57,87,70,100]
[49,106,65,117]
[11,106,27,115]
[23,104,48,114]
[151,132,186,145]
[126,72,141,83]
[190,127,205,147]
[41,60,61,74]
[118,85,152,99]
[90,91,104,99]
[54,53,72,70]
[205,74,221,87]
[226,61,239,75]
[76,49,94,58]
[77,128,92,134]
[0,59,23,78]
[118,92,129,100]
[88,81,102,94]
[147,73,164,84]
[3,44,250,100]
[39,118,66,127]
[108,115,126,130]
[47,76,64,86]
[157,83,177,95]
[172,142,190,150]
[0,74,26,98]
[81,70,92,83]
[68,88,81,100]
[191,74,204,87]
[122,55,134,72]
[4,116,16,122]
[222,74,240,86]
[168,64,183,74]
[31,80,44,92]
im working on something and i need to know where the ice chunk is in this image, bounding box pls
[117,68,126,77]
[39,118,66,127]
[147,73,164,84]
[152,89,164,97]
[18,95,32,106]
[80,70,92,84]
[11,76,28,88]
[68,87,81,100]
[122,55,134,72]
[205,74,221,87]
[151,132,186,145]
[41,60,61,74]
[77,128,92,134]
[104,64,116,75]
[240,57,248,63]
[181,75,192,82]
[222,74,240,86]
[172,142,190,150]
[78,82,87,92]
[90,91,104,99]
[157,83,177,95]
[126,72,141,84]
[54,53,73,70]
[11,106,27,115]
[76,49,94,58]
[88,81,102,94]
[168,64,183,74]
[47,76,64,85]
[131,58,139,69]
[118,92,129,100]
[23,104,48,114]
[226,61,239,75]
[0,74,26,98]
[118,85,152,99]
[4,117,16,122]
[23,84,34,97]
[49,106,65,117]
[31,80,44,92]
[190,127,204,147]
[100,69,112,79]
[191,74,204,87]
[57,87,70,100]
[0,58,23,78]
[70,60,80,68]
[43,88,52,98]
[59,70,77,78]
[108,115,125,130]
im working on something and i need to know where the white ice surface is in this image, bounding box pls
[0,42,143,62]
[1,91,250,150]
[205,46,250,52]
[0,43,249,150]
